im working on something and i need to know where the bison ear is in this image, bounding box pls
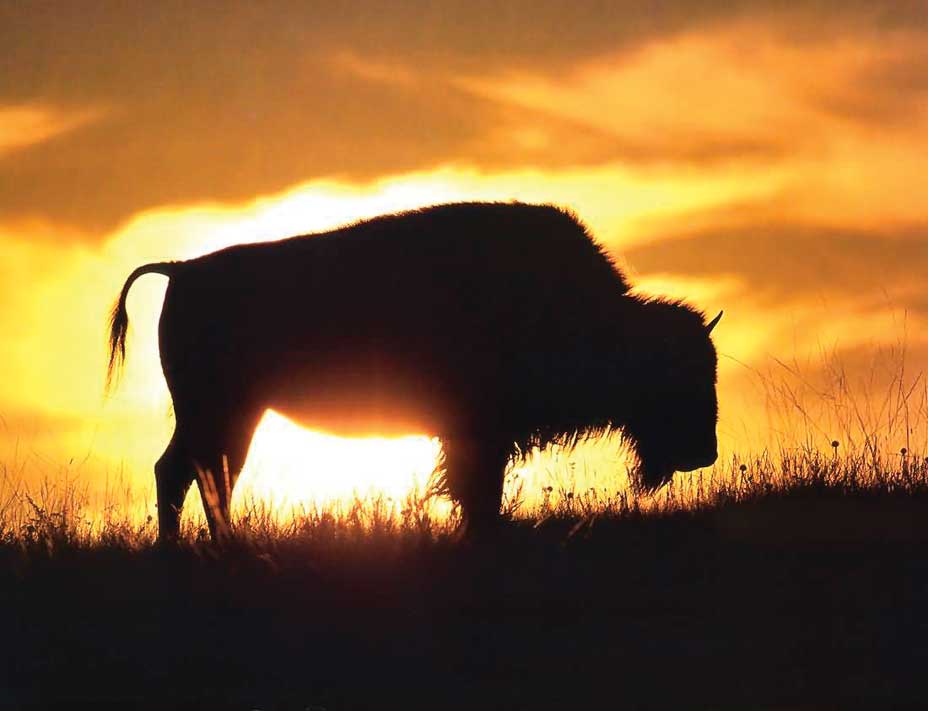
[706,310,723,334]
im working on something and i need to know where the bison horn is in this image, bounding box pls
[706,310,723,334]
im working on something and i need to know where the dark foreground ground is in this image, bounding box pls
[3,491,928,710]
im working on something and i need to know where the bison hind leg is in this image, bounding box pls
[158,405,262,543]
[188,409,263,541]
[154,430,197,543]
[441,435,512,537]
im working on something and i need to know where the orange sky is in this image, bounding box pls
[2,2,927,512]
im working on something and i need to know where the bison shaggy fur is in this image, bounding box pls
[107,202,721,540]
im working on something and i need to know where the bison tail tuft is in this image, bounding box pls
[106,297,130,391]
[105,262,179,393]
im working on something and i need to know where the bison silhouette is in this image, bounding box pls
[107,202,721,540]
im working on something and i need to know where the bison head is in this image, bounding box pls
[623,305,722,491]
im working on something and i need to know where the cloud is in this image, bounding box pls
[460,22,928,168]
[0,104,105,157]
[0,66,509,233]
[9,1,910,93]
[0,2,925,236]
[623,221,928,316]
[801,34,928,127]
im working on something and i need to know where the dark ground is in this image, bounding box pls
[3,492,928,709]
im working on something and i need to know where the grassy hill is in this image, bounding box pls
[3,447,928,709]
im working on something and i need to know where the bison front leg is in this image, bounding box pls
[442,435,512,537]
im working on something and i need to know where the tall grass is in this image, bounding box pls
[2,341,927,550]
[4,447,927,552]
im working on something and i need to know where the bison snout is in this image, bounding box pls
[677,450,718,472]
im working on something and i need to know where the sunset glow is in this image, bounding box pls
[235,411,442,509]
[3,3,927,516]
[7,7,928,708]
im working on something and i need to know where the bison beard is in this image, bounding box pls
[106,202,721,541]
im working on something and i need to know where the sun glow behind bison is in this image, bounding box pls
[235,411,442,508]
[225,412,638,523]
[1,159,920,524]
[0,165,752,521]
[1,3,927,534]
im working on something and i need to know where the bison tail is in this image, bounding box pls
[105,262,179,393]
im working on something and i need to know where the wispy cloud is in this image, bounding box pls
[625,220,928,320]
[0,104,105,156]
[0,3,924,234]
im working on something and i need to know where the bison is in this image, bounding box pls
[106,202,721,541]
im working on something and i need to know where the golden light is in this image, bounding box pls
[234,410,442,510]
[0,104,105,157]
[0,158,858,512]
